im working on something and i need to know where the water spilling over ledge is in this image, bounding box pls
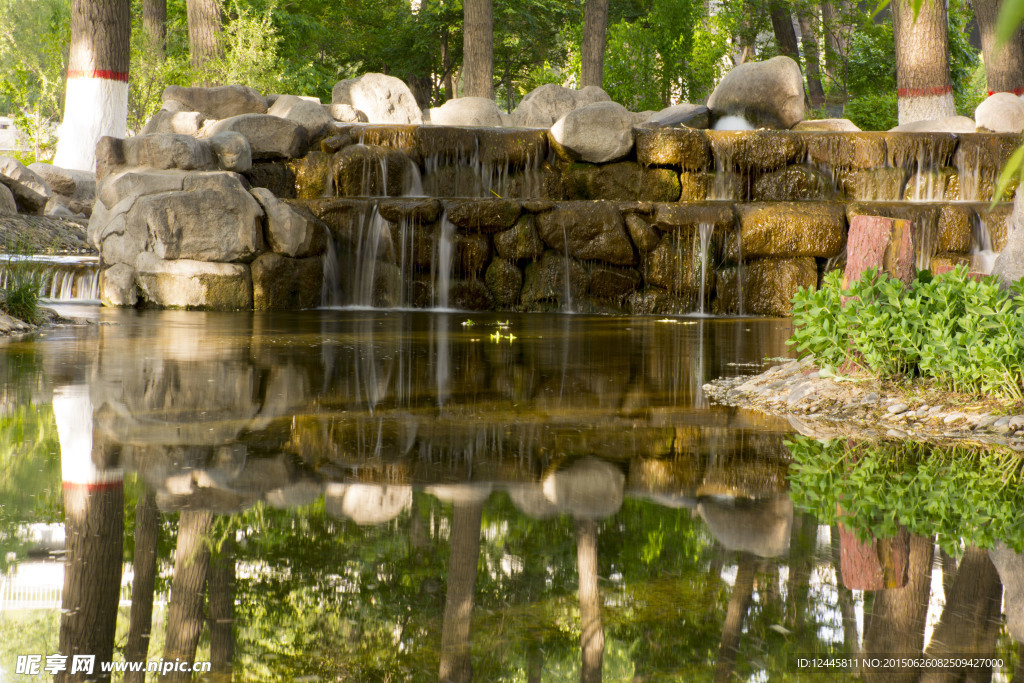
[87,126,1019,314]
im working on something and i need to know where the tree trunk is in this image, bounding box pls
[53,0,131,172]
[921,546,1002,682]
[862,534,935,683]
[57,484,124,683]
[441,30,454,102]
[162,510,214,683]
[821,0,852,95]
[796,7,826,107]
[577,518,604,683]
[713,553,756,683]
[462,0,493,99]
[439,501,483,683]
[581,0,610,88]
[124,489,160,683]
[892,0,956,124]
[974,0,1024,95]
[142,0,166,55]
[186,0,223,76]
[208,538,236,675]
[768,0,801,60]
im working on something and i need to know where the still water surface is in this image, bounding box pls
[0,310,1021,681]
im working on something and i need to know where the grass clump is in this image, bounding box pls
[0,258,45,324]
[788,266,1024,400]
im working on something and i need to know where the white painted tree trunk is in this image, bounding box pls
[897,92,957,126]
[53,76,128,172]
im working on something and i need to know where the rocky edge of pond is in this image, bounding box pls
[706,357,1024,448]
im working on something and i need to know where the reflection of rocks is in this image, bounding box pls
[541,457,625,520]
[697,494,793,558]
[325,483,413,525]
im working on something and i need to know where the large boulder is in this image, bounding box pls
[535,202,635,265]
[0,156,52,213]
[162,84,267,119]
[733,202,847,258]
[204,114,308,159]
[707,56,804,129]
[331,73,423,125]
[267,94,332,139]
[975,92,1024,133]
[638,103,711,129]
[99,263,138,307]
[889,116,976,133]
[125,133,215,171]
[0,183,17,215]
[550,101,635,163]
[250,188,326,257]
[428,97,504,127]
[134,252,253,310]
[511,84,611,128]
[141,100,205,136]
[251,252,323,310]
[325,103,368,123]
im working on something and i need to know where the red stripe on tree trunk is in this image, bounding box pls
[988,88,1024,96]
[897,86,953,97]
[63,480,124,491]
[66,69,129,83]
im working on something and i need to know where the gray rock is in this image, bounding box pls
[0,156,52,212]
[887,403,909,415]
[0,182,16,215]
[162,84,267,119]
[792,118,861,132]
[140,104,205,136]
[786,381,815,406]
[550,101,635,163]
[325,103,368,123]
[331,73,423,125]
[638,103,711,129]
[889,116,976,133]
[707,56,805,129]
[97,169,186,210]
[975,93,1024,133]
[99,264,138,307]
[1011,415,1024,429]
[511,83,611,128]
[135,252,253,310]
[204,114,308,159]
[27,162,79,196]
[251,252,324,310]
[535,202,634,265]
[428,97,504,127]
[942,412,965,424]
[124,133,215,171]
[250,188,325,257]
[994,185,1024,288]
[208,131,252,173]
[267,94,332,139]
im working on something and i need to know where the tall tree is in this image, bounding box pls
[52,0,130,172]
[974,0,1024,95]
[768,0,801,60]
[581,0,610,88]
[891,0,956,124]
[142,0,166,56]
[462,0,493,98]
[796,5,826,107]
[186,0,223,76]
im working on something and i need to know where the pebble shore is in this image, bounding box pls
[705,357,1024,448]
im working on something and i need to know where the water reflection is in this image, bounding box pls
[1,312,1021,680]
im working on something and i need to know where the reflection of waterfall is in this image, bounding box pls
[435,312,451,407]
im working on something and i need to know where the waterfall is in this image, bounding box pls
[561,223,573,313]
[696,223,714,315]
[432,213,456,309]
[971,212,998,275]
[0,255,100,302]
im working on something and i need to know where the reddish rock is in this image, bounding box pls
[843,215,915,287]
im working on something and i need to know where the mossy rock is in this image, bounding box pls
[634,128,711,170]
[706,130,803,172]
[937,205,972,254]
[752,165,838,201]
[485,259,523,306]
[884,132,957,170]
[714,257,816,317]
[562,162,681,201]
[838,168,907,201]
[493,214,544,260]
[332,144,417,197]
[288,151,333,199]
[733,202,846,259]
[445,198,522,232]
[803,132,887,170]
[521,249,589,305]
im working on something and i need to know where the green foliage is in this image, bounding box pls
[198,1,284,94]
[788,436,1024,555]
[789,266,1024,399]
[0,257,45,324]
[843,91,899,132]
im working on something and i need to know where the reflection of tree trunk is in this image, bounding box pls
[787,515,814,631]
[862,535,934,683]
[922,546,1002,683]
[796,7,826,107]
[439,501,483,683]
[581,0,610,88]
[714,553,756,683]
[162,510,214,683]
[527,643,544,683]
[208,538,235,675]
[125,489,160,683]
[57,484,125,683]
[577,518,604,683]
[940,549,956,600]
[1014,643,1024,683]
[831,525,860,653]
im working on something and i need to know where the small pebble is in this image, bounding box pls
[918,404,929,413]
[888,403,909,415]
[929,406,944,415]
[1010,415,1024,429]
[863,392,880,404]
[994,416,1011,427]
[943,413,964,425]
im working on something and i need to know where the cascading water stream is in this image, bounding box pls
[0,255,100,302]
[432,213,456,310]
[696,223,714,315]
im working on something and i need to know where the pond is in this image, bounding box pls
[0,309,1021,682]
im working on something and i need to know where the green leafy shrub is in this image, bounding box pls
[0,259,45,324]
[789,266,1024,399]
